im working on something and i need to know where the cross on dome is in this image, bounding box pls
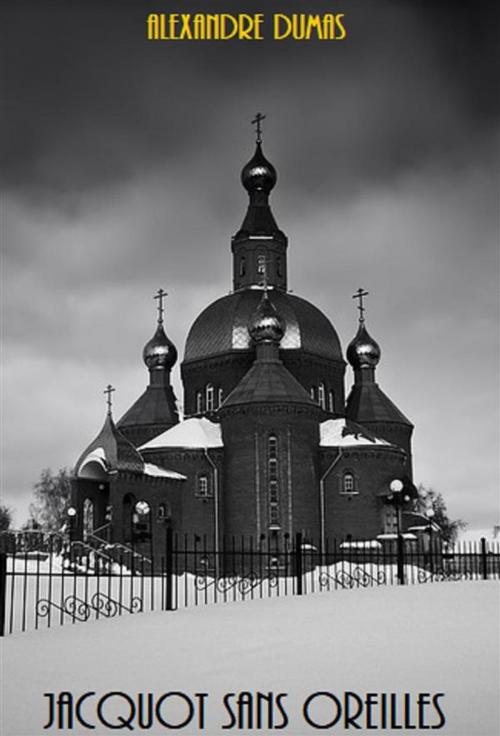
[154,288,168,325]
[352,288,369,323]
[104,384,115,415]
[251,112,266,144]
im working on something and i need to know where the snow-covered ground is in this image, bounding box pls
[2,582,499,735]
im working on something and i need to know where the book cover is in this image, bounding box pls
[1,1,499,735]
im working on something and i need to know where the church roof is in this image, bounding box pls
[183,288,343,362]
[143,463,186,480]
[139,417,223,450]
[117,384,178,430]
[345,383,413,427]
[75,413,145,476]
[221,353,317,409]
[320,418,393,447]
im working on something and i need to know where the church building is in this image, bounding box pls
[71,125,417,558]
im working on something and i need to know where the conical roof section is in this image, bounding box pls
[220,292,318,411]
[75,411,144,477]
[117,385,179,435]
[346,382,412,426]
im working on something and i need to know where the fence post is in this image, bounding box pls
[480,537,488,580]
[165,528,174,611]
[295,532,303,595]
[397,534,405,585]
[0,552,6,637]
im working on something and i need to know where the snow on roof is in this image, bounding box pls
[320,419,391,447]
[78,447,108,473]
[139,417,223,451]
[339,541,382,549]
[143,463,186,480]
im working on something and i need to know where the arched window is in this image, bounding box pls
[328,390,335,413]
[218,387,223,408]
[257,253,266,275]
[158,503,171,521]
[268,435,280,529]
[310,387,316,401]
[206,384,214,412]
[196,475,210,498]
[343,472,355,493]
[318,383,326,410]
[196,391,203,414]
[82,498,94,540]
[239,256,246,277]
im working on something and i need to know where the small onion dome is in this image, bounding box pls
[241,143,277,195]
[248,292,285,343]
[346,323,381,369]
[143,323,177,370]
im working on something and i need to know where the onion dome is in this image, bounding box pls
[143,323,177,371]
[248,291,285,343]
[346,323,381,369]
[241,143,277,195]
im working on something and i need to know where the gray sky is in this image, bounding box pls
[2,0,499,531]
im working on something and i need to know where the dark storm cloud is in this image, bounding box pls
[2,0,498,207]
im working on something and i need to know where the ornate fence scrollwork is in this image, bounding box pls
[194,571,279,596]
[417,567,473,583]
[36,595,92,622]
[35,592,143,623]
[319,566,387,590]
[91,592,143,616]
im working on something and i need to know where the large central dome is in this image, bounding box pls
[184,288,342,362]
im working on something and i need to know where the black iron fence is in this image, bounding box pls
[1,531,499,636]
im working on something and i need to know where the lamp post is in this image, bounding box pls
[425,507,435,573]
[67,506,77,542]
[387,479,410,585]
[134,500,153,569]
[65,506,77,565]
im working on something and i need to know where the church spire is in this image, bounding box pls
[346,288,381,384]
[117,291,179,447]
[232,115,288,292]
[143,289,178,373]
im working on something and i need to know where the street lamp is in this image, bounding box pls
[425,507,435,571]
[67,506,77,543]
[134,500,153,567]
[387,479,410,585]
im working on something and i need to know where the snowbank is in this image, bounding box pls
[2,582,499,735]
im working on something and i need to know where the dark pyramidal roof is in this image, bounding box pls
[221,292,318,410]
[345,379,413,427]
